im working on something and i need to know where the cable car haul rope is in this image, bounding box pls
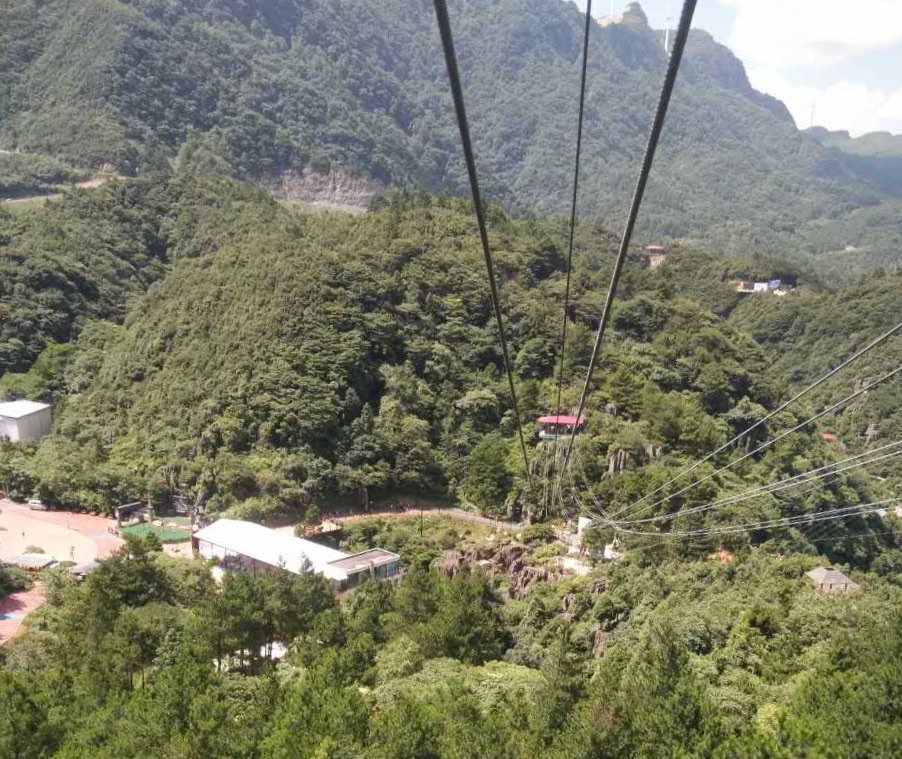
[432,0,899,551]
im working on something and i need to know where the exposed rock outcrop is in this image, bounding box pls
[269,168,382,212]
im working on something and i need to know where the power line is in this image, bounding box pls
[433,0,531,482]
[612,440,902,526]
[611,363,902,524]
[613,497,899,539]
[553,0,698,503]
[549,0,594,518]
[610,318,902,521]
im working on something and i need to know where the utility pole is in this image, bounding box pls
[663,1,673,52]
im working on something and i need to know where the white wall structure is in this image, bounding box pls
[193,518,401,589]
[0,400,52,441]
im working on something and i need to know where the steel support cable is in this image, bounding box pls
[553,0,698,505]
[610,318,902,522]
[574,453,902,550]
[805,525,902,547]
[549,0,595,515]
[433,0,531,482]
[612,497,900,538]
[609,363,902,524]
[596,458,902,538]
[655,450,902,532]
[570,481,901,557]
[612,440,902,526]
[573,448,612,521]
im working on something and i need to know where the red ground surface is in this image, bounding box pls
[0,499,124,645]
[0,585,45,645]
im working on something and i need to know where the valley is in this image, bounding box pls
[1,0,902,756]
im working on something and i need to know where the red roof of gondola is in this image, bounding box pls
[538,415,585,426]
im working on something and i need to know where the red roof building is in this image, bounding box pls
[538,415,586,440]
[538,415,585,425]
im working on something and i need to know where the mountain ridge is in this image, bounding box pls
[1,0,900,280]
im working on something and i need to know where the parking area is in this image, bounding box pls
[0,499,124,645]
[0,499,122,565]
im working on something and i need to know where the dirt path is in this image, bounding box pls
[331,507,527,531]
[1,173,123,208]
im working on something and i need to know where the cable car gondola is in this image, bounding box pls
[538,414,585,441]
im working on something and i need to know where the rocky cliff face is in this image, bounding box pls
[269,169,382,212]
[683,30,794,124]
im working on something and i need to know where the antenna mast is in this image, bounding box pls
[663,1,673,51]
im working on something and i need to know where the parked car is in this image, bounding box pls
[27,498,48,511]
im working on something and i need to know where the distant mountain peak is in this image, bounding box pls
[622,2,649,27]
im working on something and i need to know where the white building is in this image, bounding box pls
[0,400,52,442]
[193,518,401,590]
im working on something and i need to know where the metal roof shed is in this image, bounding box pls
[193,519,350,581]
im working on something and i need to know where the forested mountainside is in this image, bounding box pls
[2,0,901,280]
[3,522,902,757]
[808,127,902,159]
[806,126,902,201]
[730,272,902,453]
[1,172,898,571]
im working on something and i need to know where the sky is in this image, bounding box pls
[573,0,902,136]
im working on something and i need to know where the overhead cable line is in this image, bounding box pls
[549,0,595,515]
[612,439,902,526]
[553,0,698,503]
[611,363,902,523]
[567,471,901,556]
[433,0,531,482]
[611,497,900,538]
[611,318,902,521]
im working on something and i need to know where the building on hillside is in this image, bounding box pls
[0,400,51,442]
[806,566,860,594]
[538,414,585,440]
[642,245,668,272]
[14,553,58,571]
[115,501,152,526]
[730,279,755,293]
[192,518,401,590]
[603,542,624,562]
[730,279,794,296]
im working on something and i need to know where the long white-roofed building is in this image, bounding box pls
[192,518,400,589]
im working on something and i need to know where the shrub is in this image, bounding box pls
[520,523,554,544]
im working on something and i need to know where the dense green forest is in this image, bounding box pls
[3,523,902,757]
[3,3,902,755]
[0,152,88,198]
[2,0,901,280]
[1,170,898,572]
